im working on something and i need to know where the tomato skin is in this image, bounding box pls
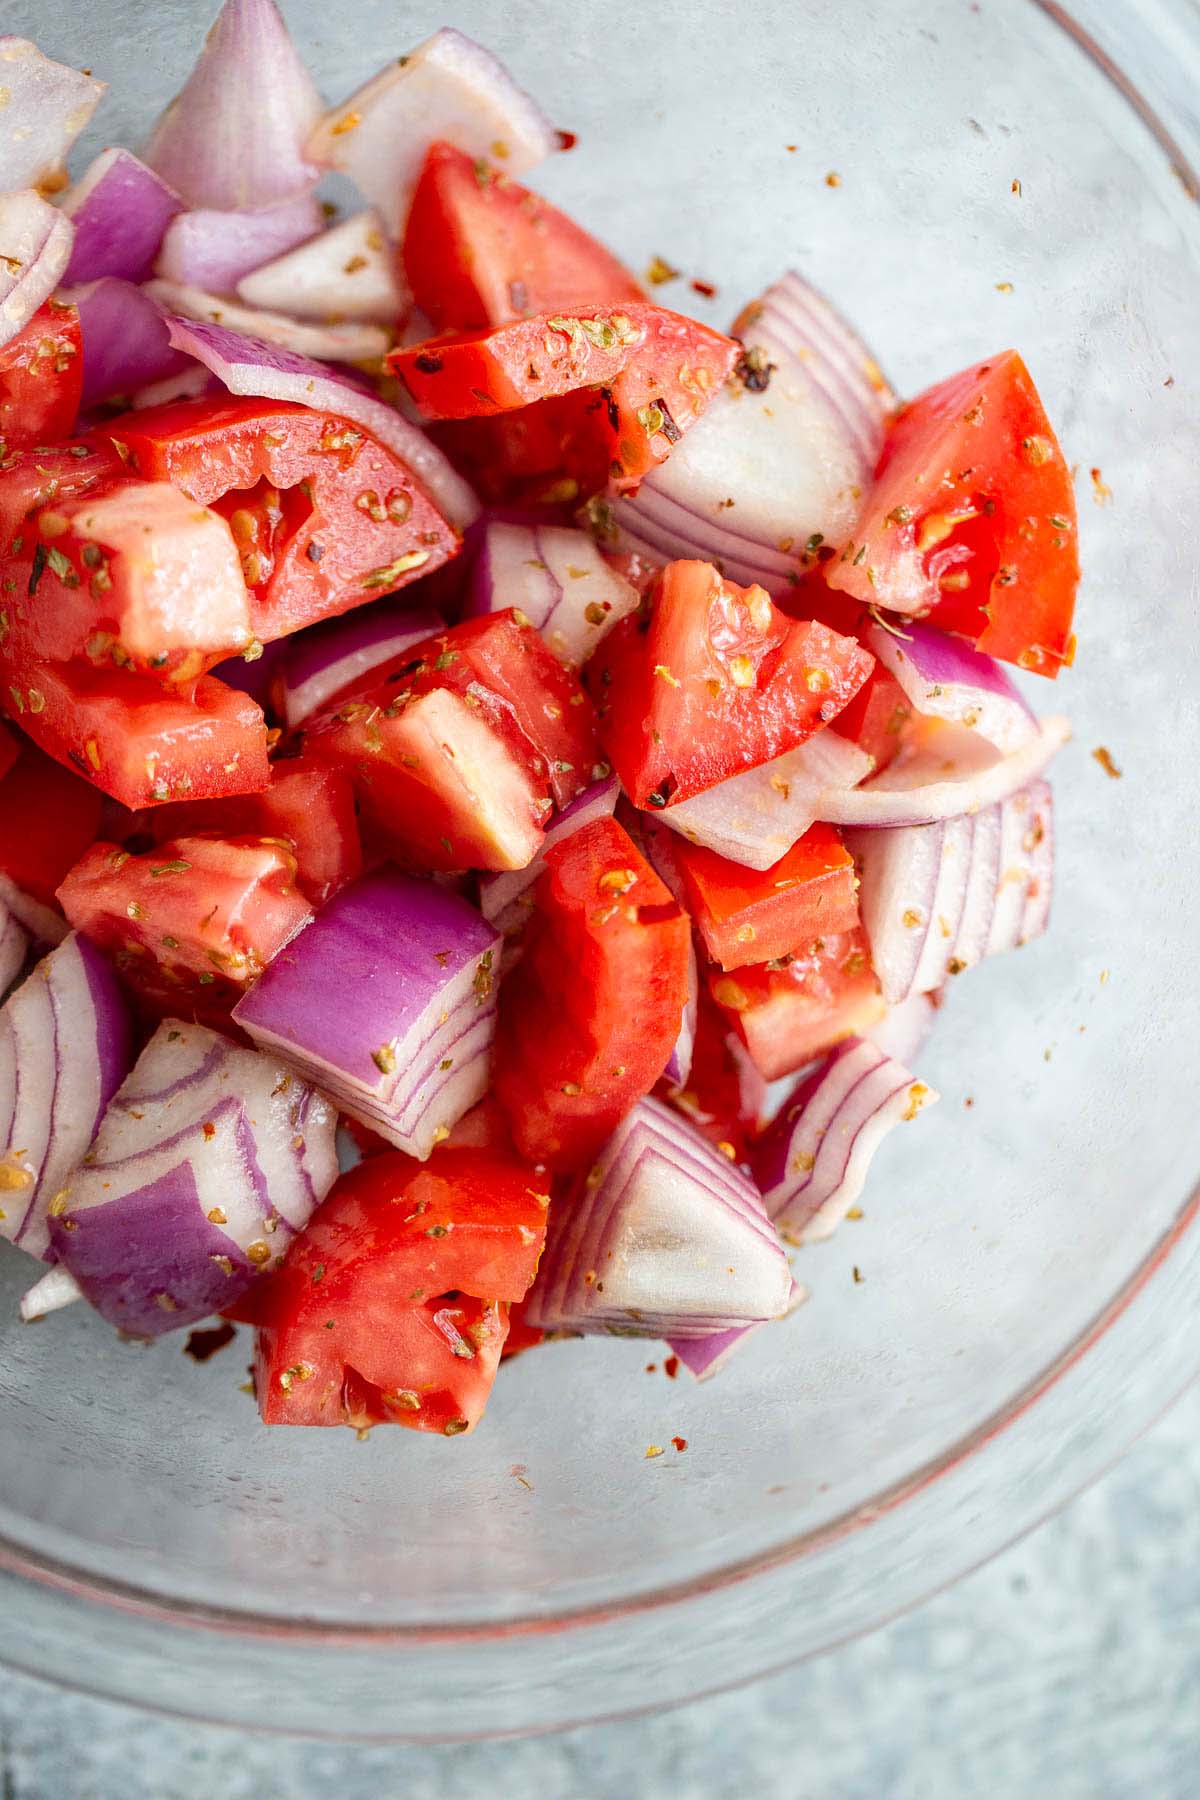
[389,305,738,492]
[708,927,885,1081]
[827,350,1078,677]
[672,823,859,971]
[494,815,692,1170]
[0,300,83,448]
[404,142,644,333]
[588,561,875,807]
[1,658,270,808]
[0,741,104,909]
[58,834,312,1024]
[146,756,362,907]
[95,396,461,643]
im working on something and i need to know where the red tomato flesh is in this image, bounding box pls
[0,299,83,449]
[588,560,874,807]
[827,350,1078,677]
[672,823,859,970]
[659,988,767,1164]
[58,834,312,1023]
[708,927,885,1081]
[404,141,644,333]
[0,741,104,909]
[429,393,610,508]
[0,723,16,786]
[494,815,691,1170]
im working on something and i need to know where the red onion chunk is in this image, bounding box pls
[752,1037,939,1242]
[276,601,444,732]
[160,311,480,529]
[866,620,1036,754]
[65,278,193,408]
[154,191,325,295]
[816,715,1069,828]
[62,149,184,285]
[466,520,639,666]
[0,875,68,950]
[0,901,29,994]
[863,989,941,1067]
[142,0,323,210]
[0,933,133,1261]
[658,729,873,870]
[19,1262,81,1321]
[48,1020,338,1335]
[667,1277,806,1380]
[144,278,388,364]
[0,191,74,349]
[0,39,104,194]
[478,777,619,936]
[238,208,404,325]
[210,637,287,712]
[848,778,1054,1003]
[523,1097,792,1338]
[662,937,699,1090]
[307,27,557,235]
[233,868,501,1158]
[609,270,891,593]
[130,365,219,410]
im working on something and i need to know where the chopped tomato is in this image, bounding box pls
[672,823,859,970]
[708,927,885,1081]
[0,741,104,909]
[146,756,362,907]
[0,299,83,448]
[660,988,767,1163]
[58,834,312,1023]
[829,665,912,773]
[587,560,874,807]
[404,142,644,332]
[389,304,738,491]
[252,1148,550,1433]
[440,1092,515,1153]
[827,351,1078,677]
[494,815,691,1169]
[429,393,609,508]
[501,1297,545,1360]
[305,611,598,872]
[95,396,461,643]
[1,659,270,808]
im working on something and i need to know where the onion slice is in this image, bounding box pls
[0,191,74,349]
[237,208,404,325]
[466,520,639,666]
[142,0,323,210]
[233,868,502,1159]
[752,1037,939,1242]
[863,990,941,1067]
[0,934,133,1262]
[276,601,444,733]
[865,619,1036,754]
[479,777,619,937]
[160,310,480,529]
[307,28,557,235]
[65,278,193,408]
[523,1097,792,1338]
[0,901,30,994]
[62,149,184,286]
[0,875,69,950]
[667,1278,807,1381]
[48,1020,338,1336]
[154,191,325,295]
[19,1263,81,1322]
[144,277,388,364]
[0,38,105,194]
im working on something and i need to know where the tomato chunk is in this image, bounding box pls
[147,756,362,907]
[252,1148,550,1433]
[0,740,104,910]
[404,142,644,332]
[0,723,16,786]
[588,560,874,807]
[95,396,461,643]
[58,834,312,1023]
[672,823,859,970]
[0,299,83,449]
[429,393,609,507]
[708,927,884,1081]
[827,351,1078,677]
[494,816,691,1169]
[389,304,738,491]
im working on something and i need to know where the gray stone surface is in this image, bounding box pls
[1,1384,1197,1798]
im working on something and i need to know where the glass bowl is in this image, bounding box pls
[1,0,1198,1743]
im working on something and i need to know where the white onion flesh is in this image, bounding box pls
[237,208,405,325]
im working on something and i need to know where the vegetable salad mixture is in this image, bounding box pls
[0,4,1077,1438]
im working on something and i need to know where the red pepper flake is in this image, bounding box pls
[825,170,842,188]
[786,143,797,152]
[671,1435,688,1453]
[663,1355,679,1379]
[644,1362,657,1373]
[690,278,717,299]
[1091,745,1122,779]
[964,1095,975,1108]
[1090,466,1113,506]
[183,1321,236,1363]
[555,128,578,151]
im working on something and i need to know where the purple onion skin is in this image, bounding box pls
[210,638,286,711]
[50,1162,254,1337]
[77,934,135,1123]
[63,151,183,286]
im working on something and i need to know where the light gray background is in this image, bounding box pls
[0,1382,1195,1798]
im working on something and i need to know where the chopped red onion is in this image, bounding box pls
[238,208,404,325]
[478,776,619,936]
[466,520,640,666]
[865,619,1036,754]
[0,191,75,349]
[848,778,1054,1003]
[0,933,133,1262]
[160,311,480,529]
[65,278,193,408]
[48,1019,338,1336]
[233,867,502,1158]
[307,27,558,235]
[142,0,323,210]
[752,1037,938,1242]
[62,149,184,286]
[19,1263,81,1321]
[0,38,105,194]
[130,365,219,410]
[154,191,325,295]
[0,876,68,950]
[144,277,388,364]
[0,900,29,994]
[522,1097,792,1338]
[667,1277,807,1380]
[863,990,941,1067]
[275,601,443,732]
